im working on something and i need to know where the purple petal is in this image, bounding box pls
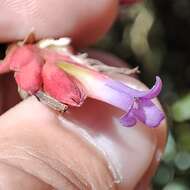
[107,76,162,99]
[133,99,165,128]
[96,84,134,112]
[120,112,137,127]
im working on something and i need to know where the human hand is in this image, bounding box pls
[0,1,167,189]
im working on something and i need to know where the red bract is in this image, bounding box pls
[42,61,86,106]
[0,44,86,106]
[2,45,43,93]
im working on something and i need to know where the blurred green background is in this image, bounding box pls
[95,0,190,189]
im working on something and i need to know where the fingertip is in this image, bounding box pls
[0,0,119,47]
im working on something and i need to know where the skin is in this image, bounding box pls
[0,0,167,189]
[0,0,118,47]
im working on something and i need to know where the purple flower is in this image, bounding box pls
[106,77,164,127]
[59,61,164,128]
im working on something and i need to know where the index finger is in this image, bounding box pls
[0,0,118,47]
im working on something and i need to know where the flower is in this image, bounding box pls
[0,38,164,128]
[58,62,164,128]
